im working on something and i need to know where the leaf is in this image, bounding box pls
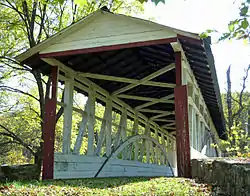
[241,18,249,29]
[240,6,248,16]
[138,0,148,3]
[228,22,235,32]
[151,0,165,5]
[74,0,86,6]
[56,0,65,5]
[199,32,208,39]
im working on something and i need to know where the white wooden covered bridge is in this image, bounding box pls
[16,7,226,180]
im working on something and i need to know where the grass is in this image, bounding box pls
[0,177,212,196]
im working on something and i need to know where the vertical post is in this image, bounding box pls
[87,88,96,156]
[62,74,74,154]
[42,66,58,180]
[174,52,191,178]
[105,98,112,156]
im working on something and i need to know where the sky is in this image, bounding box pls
[142,0,250,92]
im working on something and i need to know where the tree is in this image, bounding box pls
[0,0,143,175]
[220,64,250,156]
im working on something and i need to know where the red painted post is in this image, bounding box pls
[42,66,58,180]
[174,86,191,178]
[175,52,182,86]
[174,52,191,178]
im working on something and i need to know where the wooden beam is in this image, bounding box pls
[162,122,176,127]
[87,88,96,156]
[117,94,175,103]
[39,37,178,58]
[151,111,175,120]
[43,58,176,142]
[42,66,58,180]
[154,119,175,123]
[135,94,174,110]
[73,110,88,154]
[112,63,175,95]
[138,109,171,114]
[175,85,191,178]
[161,126,176,130]
[62,74,74,154]
[79,72,175,88]
[105,98,112,156]
[132,112,139,161]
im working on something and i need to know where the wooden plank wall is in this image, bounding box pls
[54,154,174,179]
[53,67,177,179]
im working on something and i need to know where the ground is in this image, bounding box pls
[0,177,212,195]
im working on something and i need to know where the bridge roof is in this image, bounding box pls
[16,8,226,140]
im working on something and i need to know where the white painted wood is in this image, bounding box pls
[113,64,175,95]
[145,123,150,163]
[40,12,178,54]
[54,154,173,179]
[139,141,145,162]
[73,112,88,154]
[105,98,113,156]
[135,94,174,110]
[62,74,74,154]
[95,103,108,156]
[132,113,139,161]
[121,109,128,159]
[114,108,127,149]
[54,153,106,163]
[117,94,174,103]
[138,109,172,114]
[87,88,96,156]
[45,59,176,148]
[80,72,175,88]
[151,111,174,120]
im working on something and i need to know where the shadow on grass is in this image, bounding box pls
[3,177,162,189]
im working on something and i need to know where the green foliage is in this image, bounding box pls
[0,0,144,166]
[220,126,250,157]
[201,1,250,42]
[0,177,212,195]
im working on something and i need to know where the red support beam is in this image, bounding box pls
[174,51,191,178]
[174,85,191,178]
[42,66,58,180]
[175,52,182,86]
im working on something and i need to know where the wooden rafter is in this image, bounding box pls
[138,109,170,114]
[112,63,175,95]
[79,72,175,88]
[151,111,175,120]
[41,58,175,141]
[154,119,175,123]
[117,94,175,103]
[135,94,174,110]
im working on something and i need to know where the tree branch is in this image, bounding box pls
[0,85,39,101]
[0,124,36,156]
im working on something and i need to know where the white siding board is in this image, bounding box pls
[54,154,173,179]
[40,13,176,54]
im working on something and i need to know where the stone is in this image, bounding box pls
[1,164,40,181]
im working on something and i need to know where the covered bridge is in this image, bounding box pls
[16,8,226,180]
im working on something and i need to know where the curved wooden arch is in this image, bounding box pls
[95,134,174,177]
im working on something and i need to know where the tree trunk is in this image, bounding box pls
[34,143,43,180]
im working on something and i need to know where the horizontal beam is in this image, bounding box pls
[112,63,175,95]
[135,94,175,110]
[138,109,170,114]
[153,119,175,123]
[162,122,176,127]
[151,111,175,120]
[162,126,176,130]
[79,72,175,88]
[42,58,176,141]
[117,94,175,103]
